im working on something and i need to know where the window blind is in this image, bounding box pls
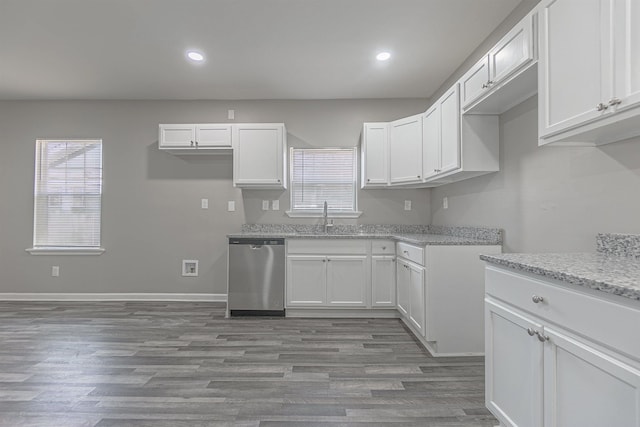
[33,139,103,248]
[290,147,357,212]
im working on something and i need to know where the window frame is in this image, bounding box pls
[286,146,362,218]
[26,138,105,256]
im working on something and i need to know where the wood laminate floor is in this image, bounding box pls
[0,302,496,426]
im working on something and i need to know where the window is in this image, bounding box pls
[288,147,360,217]
[28,139,104,254]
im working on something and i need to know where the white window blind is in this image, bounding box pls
[33,139,103,248]
[290,147,357,212]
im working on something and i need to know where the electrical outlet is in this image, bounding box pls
[228,109,235,120]
[404,200,412,211]
[443,197,448,209]
[201,198,209,209]
[262,200,269,211]
[272,200,280,210]
[51,266,59,277]
[228,201,235,212]
[182,260,199,277]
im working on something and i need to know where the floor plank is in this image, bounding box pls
[0,302,496,426]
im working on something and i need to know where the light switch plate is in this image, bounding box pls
[262,200,270,211]
[404,200,412,211]
[201,198,209,209]
[228,201,235,212]
[228,109,235,120]
[51,266,59,277]
[443,197,448,209]
[272,200,280,210]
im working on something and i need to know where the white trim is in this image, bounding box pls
[285,308,399,318]
[285,210,363,218]
[0,293,227,302]
[26,247,106,256]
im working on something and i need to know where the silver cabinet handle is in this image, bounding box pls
[367,178,371,182]
[536,331,549,342]
[195,141,198,147]
[403,250,409,254]
[609,98,622,107]
[322,259,326,263]
[488,80,494,86]
[527,328,536,336]
[190,140,194,146]
[596,103,608,111]
[532,295,544,304]
[482,83,489,89]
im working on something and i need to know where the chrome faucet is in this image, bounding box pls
[323,201,334,233]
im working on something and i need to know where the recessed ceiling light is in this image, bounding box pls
[186,51,205,62]
[376,52,391,61]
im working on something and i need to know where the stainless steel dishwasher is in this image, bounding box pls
[228,237,285,316]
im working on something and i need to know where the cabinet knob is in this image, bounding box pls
[382,246,386,250]
[195,141,199,147]
[536,331,550,342]
[527,328,536,336]
[595,103,608,111]
[322,259,326,263]
[609,98,622,107]
[488,80,494,86]
[367,178,371,182]
[277,179,281,182]
[531,295,544,304]
[190,140,194,146]
[482,83,489,89]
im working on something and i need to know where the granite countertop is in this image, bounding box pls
[481,234,640,302]
[228,225,503,246]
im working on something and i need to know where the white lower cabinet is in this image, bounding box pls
[395,258,410,316]
[286,240,369,309]
[326,256,367,307]
[485,265,640,427]
[371,255,396,307]
[396,255,425,336]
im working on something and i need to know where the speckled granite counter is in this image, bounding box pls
[228,224,503,246]
[481,233,640,301]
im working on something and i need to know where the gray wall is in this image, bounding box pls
[0,99,430,295]
[431,96,640,252]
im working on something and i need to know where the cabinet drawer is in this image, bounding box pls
[372,240,395,255]
[287,239,368,255]
[486,266,640,360]
[396,242,424,265]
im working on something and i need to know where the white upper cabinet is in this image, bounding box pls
[232,123,286,189]
[421,106,440,181]
[539,0,640,145]
[195,124,233,147]
[389,113,423,185]
[422,85,461,180]
[361,123,389,188]
[461,12,537,114]
[159,124,232,153]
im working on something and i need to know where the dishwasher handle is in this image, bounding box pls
[250,245,263,250]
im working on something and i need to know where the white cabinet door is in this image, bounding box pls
[233,124,285,189]
[460,56,490,108]
[326,256,368,307]
[485,299,543,427]
[396,260,410,316]
[408,263,425,335]
[438,85,461,175]
[389,114,423,184]
[195,124,232,147]
[421,106,440,180]
[159,124,196,148]
[286,256,326,306]
[614,0,640,109]
[371,256,396,307]
[488,13,535,85]
[543,327,640,427]
[539,0,613,138]
[361,123,389,188]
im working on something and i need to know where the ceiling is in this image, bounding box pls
[0,0,522,101]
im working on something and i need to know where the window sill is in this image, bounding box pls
[285,211,363,219]
[26,247,106,256]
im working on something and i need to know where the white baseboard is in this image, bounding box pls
[0,293,228,302]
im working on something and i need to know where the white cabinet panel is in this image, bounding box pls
[408,263,425,335]
[421,106,440,180]
[615,0,640,108]
[158,124,196,148]
[371,256,396,307]
[327,256,368,307]
[460,56,490,108]
[389,114,422,184]
[539,0,610,138]
[195,124,232,147]
[485,299,544,427]
[489,13,535,85]
[233,124,286,189]
[286,256,326,306]
[361,123,389,188]
[544,328,640,427]
[396,259,410,316]
[439,87,461,174]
